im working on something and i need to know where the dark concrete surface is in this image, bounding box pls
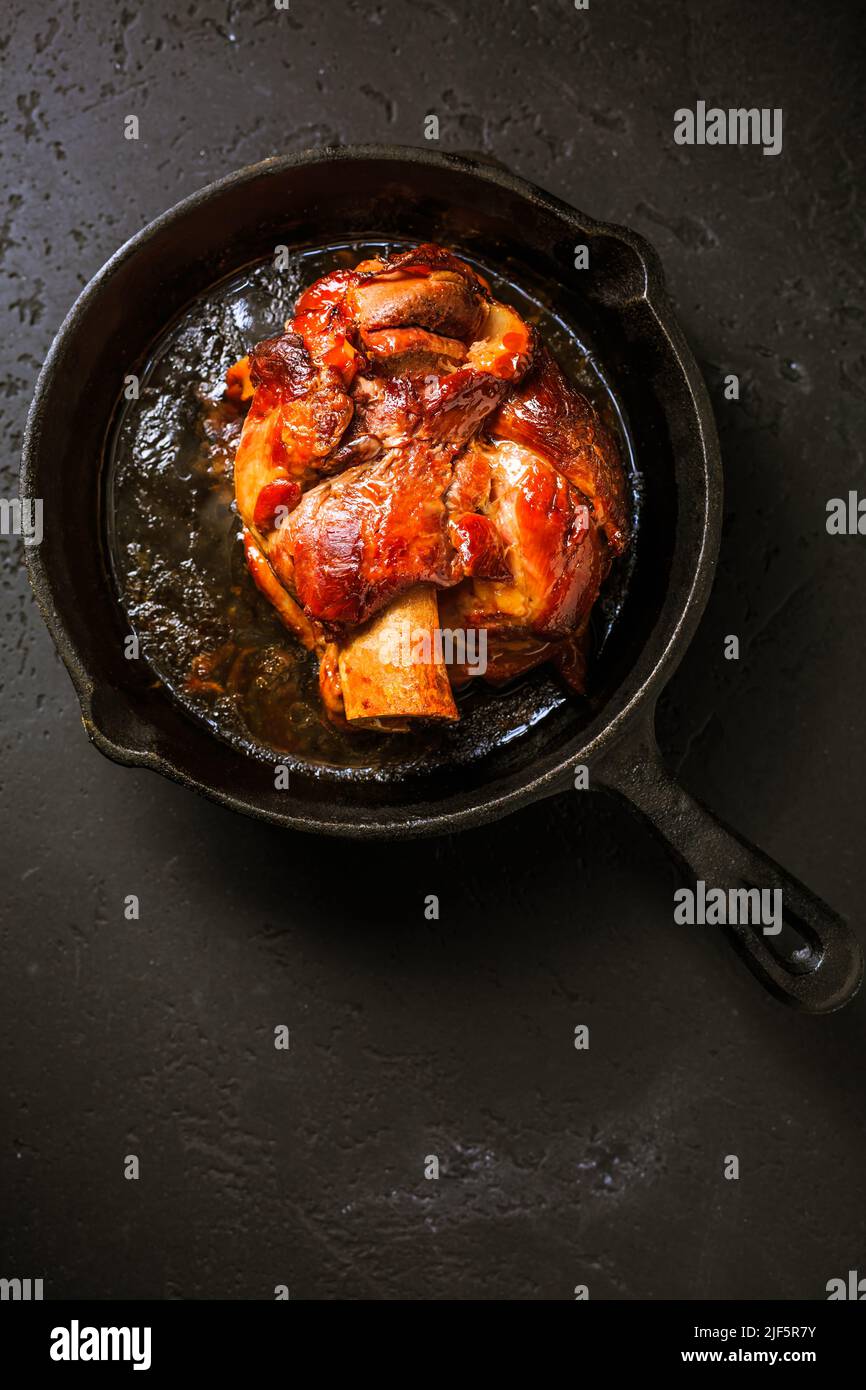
[2,0,865,1299]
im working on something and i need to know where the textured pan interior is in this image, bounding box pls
[21,147,721,836]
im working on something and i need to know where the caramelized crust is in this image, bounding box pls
[230,242,630,722]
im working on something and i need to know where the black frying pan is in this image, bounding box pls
[21,145,862,1013]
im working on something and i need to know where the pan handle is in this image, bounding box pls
[593,717,863,1013]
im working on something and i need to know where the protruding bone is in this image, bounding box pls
[337,585,458,724]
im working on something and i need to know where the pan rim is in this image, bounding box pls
[21,143,722,838]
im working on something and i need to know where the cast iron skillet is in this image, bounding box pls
[21,145,862,1013]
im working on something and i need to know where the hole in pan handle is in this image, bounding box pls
[592,712,863,1013]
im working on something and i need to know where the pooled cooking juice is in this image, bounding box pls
[107,241,639,775]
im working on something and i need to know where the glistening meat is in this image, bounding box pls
[230,243,630,727]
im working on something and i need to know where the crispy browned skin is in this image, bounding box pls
[231,243,630,721]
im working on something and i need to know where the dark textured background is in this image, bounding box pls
[2,0,864,1300]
